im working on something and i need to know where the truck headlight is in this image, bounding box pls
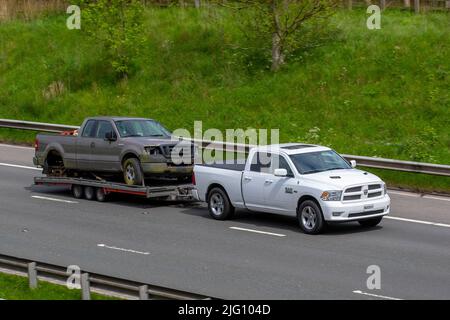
[384,183,387,195]
[321,190,342,201]
[144,146,160,155]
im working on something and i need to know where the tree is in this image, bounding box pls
[223,0,337,71]
[76,0,146,79]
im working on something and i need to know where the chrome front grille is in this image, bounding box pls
[343,183,384,201]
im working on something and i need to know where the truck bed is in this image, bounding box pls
[197,162,246,172]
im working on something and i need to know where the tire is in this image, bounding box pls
[207,187,235,220]
[123,158,144,186]
[297,200,325,235]
[84,186,95,200]
[71,185,84,199]
[359,216,383,228]
[96,188,108,202]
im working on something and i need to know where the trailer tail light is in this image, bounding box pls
[34,138,39,151]
[192,172,196,185]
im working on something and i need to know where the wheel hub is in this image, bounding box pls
[210,194,224,216]
[301,206,317,230]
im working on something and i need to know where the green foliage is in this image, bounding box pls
[0,7,448,188]
[75,0,146,78]
[0,272,116,300]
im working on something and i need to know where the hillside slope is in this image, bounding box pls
[0,8,449,166]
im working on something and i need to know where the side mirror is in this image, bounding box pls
[274,168,288,177]
[350,160,357,168]
[105,131,117,141]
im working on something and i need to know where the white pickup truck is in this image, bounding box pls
[193,143,390,234]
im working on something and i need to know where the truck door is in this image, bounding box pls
[242,152,273,211]
[263,154,298,215]
[76,119,97,170]
[90,120,121,172]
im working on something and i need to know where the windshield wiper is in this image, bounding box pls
[324,167,347,171]
[302,169,324,174]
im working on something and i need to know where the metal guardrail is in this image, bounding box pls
[0,118,449,177]
[0,253,213,300]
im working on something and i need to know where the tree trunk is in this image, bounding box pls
[270,1,284,72]
[194,0,201,8]
[271,32,284,72]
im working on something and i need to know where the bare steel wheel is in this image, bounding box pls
[123,158,144,186]
[207,187,234,220]
[297,200,325,234]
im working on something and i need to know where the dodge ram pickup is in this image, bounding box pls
[34,117,194,185]
[193,143,390,234]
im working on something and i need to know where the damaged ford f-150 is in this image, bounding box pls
[33,117,194,185]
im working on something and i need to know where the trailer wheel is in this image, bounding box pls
[71,185,84,199]
[84,186,95,200]
[207,187,234,220]
[123,158,144,186]
[96,188,108,202]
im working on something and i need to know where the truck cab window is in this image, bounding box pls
[82,120,97,138]
[250,152,272,173]
[95,121,115,139]
[272,155,294,176]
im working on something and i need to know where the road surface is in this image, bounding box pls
[0,143,449,299]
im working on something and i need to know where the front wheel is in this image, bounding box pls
[359,217,383,228]
[207,187,234,220]
[297,200,325,235]
[123,158,144,186]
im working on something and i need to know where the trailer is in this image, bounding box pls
[34,176,196,202]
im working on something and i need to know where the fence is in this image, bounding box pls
[1,118,449,177]
[0,253,213,300]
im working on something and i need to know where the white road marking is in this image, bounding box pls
[423,195,450,202]
[389,190,450,202]
[352,290,402,300]
[31,195,78,204]
[97,244,150,255]
[0,162,40,171]
[229,226,286,237]
[385,216,450,228]
[0,143,33,150]
[388,190,421,197]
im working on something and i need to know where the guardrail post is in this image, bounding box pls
[414,0,420,13]
[81,273,91,300]
[139,285,149,300]
[27,262,37,289]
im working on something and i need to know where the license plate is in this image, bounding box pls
[364,204,374,210]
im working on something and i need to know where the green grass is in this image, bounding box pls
[0,7,448,191]
[0,272,116,300]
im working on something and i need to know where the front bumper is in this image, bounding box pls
[321,194,390,222]
[140,162,193,176]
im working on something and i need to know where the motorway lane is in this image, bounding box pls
[0,145,449,299]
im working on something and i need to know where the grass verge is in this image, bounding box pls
[0,271,117,300]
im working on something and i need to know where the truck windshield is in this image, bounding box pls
[289,150,351,175]
[115,120,171,138]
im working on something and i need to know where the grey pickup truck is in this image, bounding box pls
[33,117,194,185]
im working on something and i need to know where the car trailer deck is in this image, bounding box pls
[34,176,196,202]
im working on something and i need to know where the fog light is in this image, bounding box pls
[332,211,344,217]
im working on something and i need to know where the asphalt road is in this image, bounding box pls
[0,143,449,299]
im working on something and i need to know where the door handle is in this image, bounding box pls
[243,176,252,181]
[265,179,273,184]
[90,142,95,148]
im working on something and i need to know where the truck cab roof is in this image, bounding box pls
[251,143,331,155]
[84,116,155,122]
